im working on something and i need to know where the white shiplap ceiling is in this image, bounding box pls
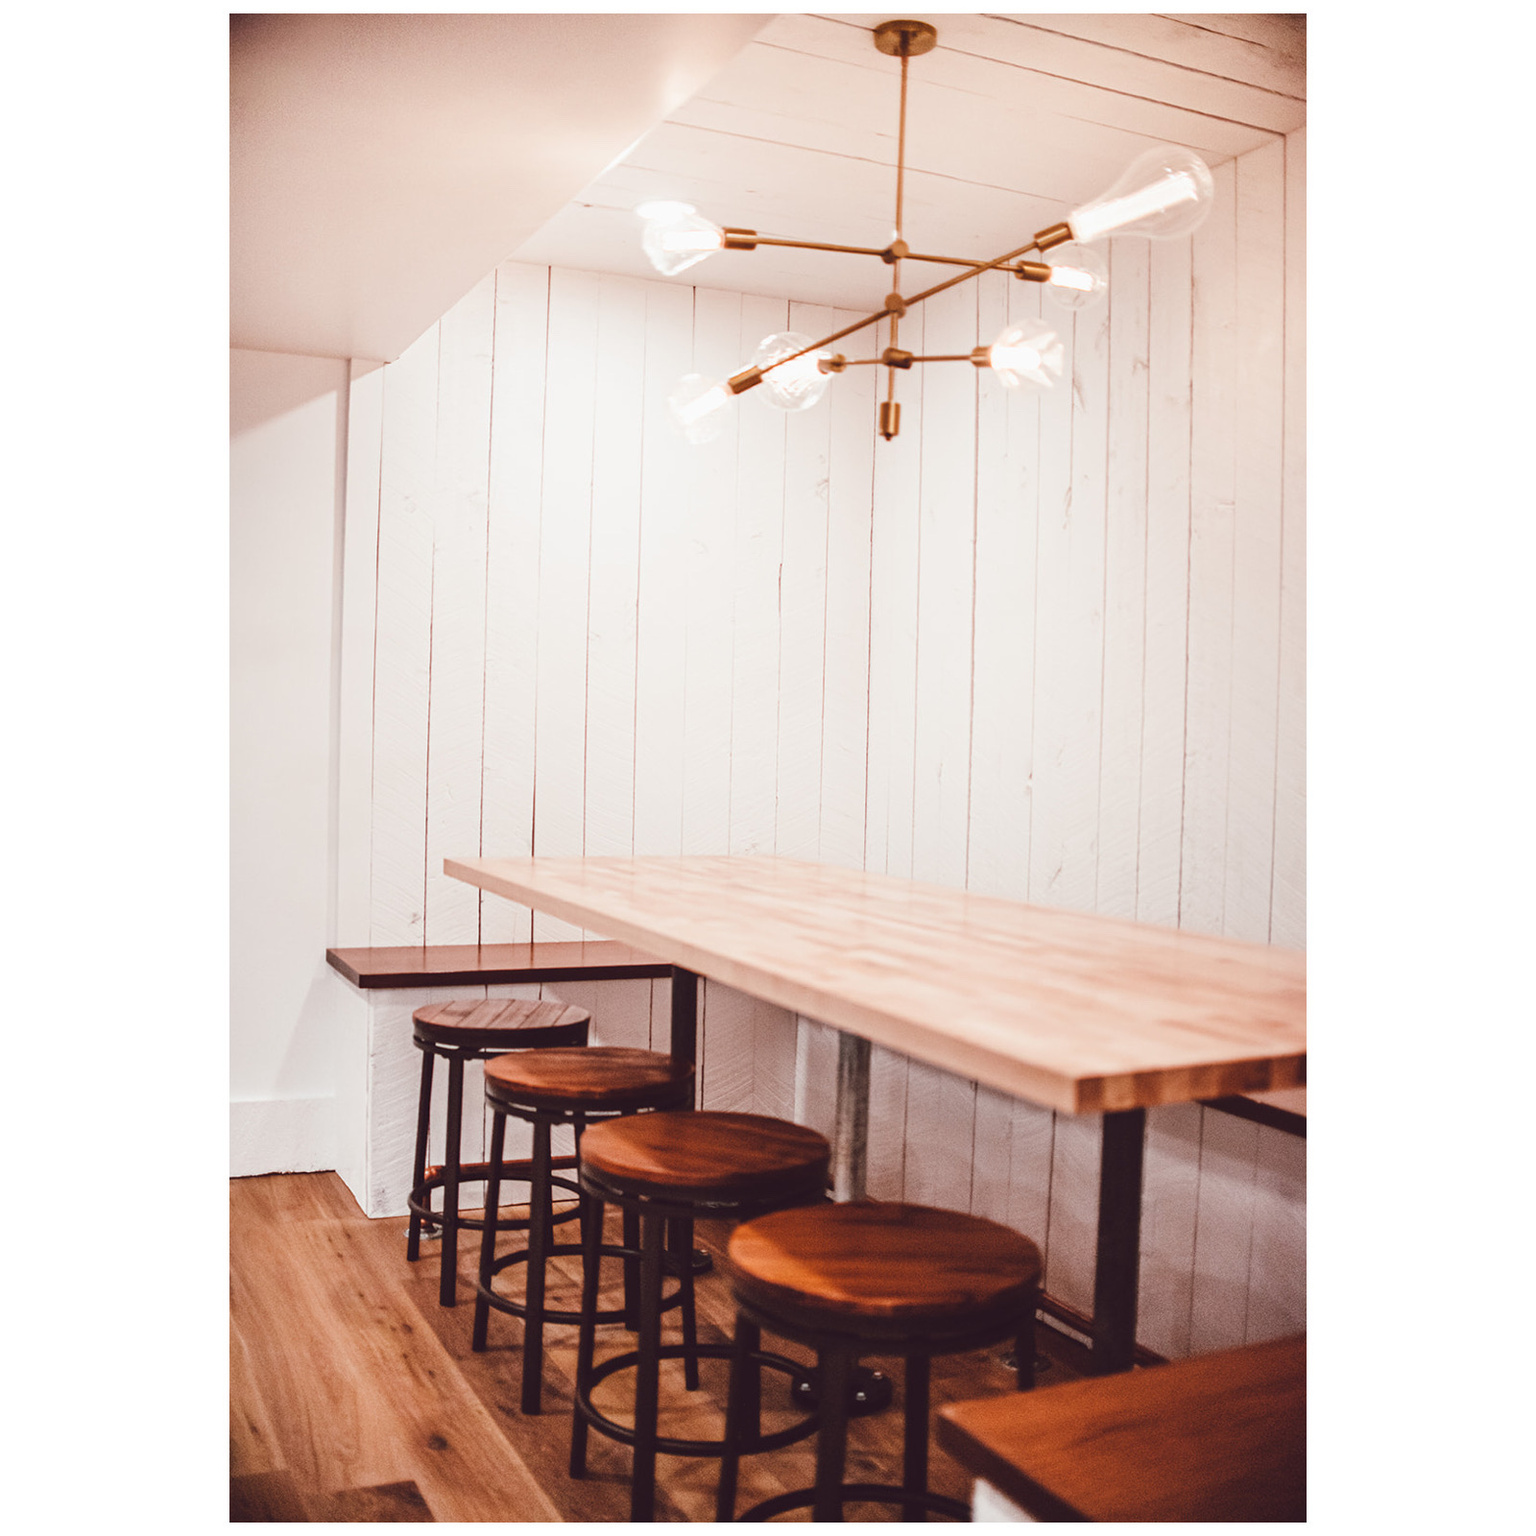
[514,12,1306,311]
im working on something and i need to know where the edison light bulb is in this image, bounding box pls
[985,318,1064,393]
[668,373,733,443]
[1042,242,1108,311]
[638,201,725,277]
[753,332,833,413]
[1067,147,1214,244]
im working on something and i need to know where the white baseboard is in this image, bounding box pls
[231,1094,337,1177]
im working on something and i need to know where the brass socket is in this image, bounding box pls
[879,400,902,439]
[727,366,763,394]
[881,347,914,369]
[969,346,992,368]
[820,354,848,374]
[1033,222,1074,253]
[883,291,908,316]
[722,228,759,250]
[1012,261,1052,283]
[881,239,911,264]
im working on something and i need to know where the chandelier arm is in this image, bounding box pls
[725,232,1047,277]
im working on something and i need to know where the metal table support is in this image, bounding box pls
[1090,1108,1147,1375]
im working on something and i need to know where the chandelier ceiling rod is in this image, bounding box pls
[643,19,1216,444]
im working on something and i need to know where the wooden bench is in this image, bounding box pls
[326,941,675,989]
[937,1334,1305,1522]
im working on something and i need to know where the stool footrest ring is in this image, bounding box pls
[735,1482,970,1522]
[408,1172,583,1234]
[478,1243,686,1327]
[576,1343,819,1458]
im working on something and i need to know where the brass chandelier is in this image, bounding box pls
[637,19,1214,443]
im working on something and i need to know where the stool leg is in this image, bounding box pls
[901,1352,931,1522]
[406,1043,436,1260]
[569,1191,605,1478]
[471,1108,507,1353]
[630,1208,665,1522]
[520,1115,554,1414]
[812,1346,852,1523]
[622,1206,642,1329]
[714,1311,759,1522]
[675,1217,700,1391]
[1016,1295,1037,1391]
[439,1054,465,1306]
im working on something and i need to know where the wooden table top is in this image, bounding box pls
[444,856,1305,1115]
[936,1334,1305,1522]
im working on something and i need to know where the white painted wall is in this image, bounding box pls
[230,348,350,1174]
[323,132,1304,1357]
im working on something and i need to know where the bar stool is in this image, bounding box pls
[572,1110,831,1522]
[716,1202,1043,1522]
[473,1047,696,1415]
[406,997,592,1307]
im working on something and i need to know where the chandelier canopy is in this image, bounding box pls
[639,20,1215,444]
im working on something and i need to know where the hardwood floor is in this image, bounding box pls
[230,1172,1096,1522]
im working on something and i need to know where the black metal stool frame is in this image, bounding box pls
[716,1288,1038,1524]
[572,1161,825,1524]
[473,1089,693,1416]
[406,1010,589,1308]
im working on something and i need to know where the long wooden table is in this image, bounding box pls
[445,855,1306,1373]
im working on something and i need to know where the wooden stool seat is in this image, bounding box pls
[484,1046,693,1113]
[717,1202,1043,1523]
[727,1202,1043,1340]
[580,1111,831,1199]
[405,997,591,1308]
[411,996,591,1050]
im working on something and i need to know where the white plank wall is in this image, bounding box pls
[338,133,1305,1358]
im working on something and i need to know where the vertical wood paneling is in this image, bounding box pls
[1224,142,1286,944]
[1180,159,1239,937]
[970,1084,1054,1252]
[1188,1106,1259,1354]
[777,300,835,861]
[531,270,599,941]
[370,322,439,944]
[818,306,877,869]
[911,281,978,892]
[865,1042,910,1201]
[338,361,384,945]
[864,304,924,878]
[1136,238,1194,929]
[730,296,790,857]
[1271,127,1307,949]
[632,282,695,858]
[1043,1109,1101,1314]
[481,265,548,944]
[902,1058,976,1209]
[968,273,1039,903]
[1137,1101,1203,1359]
[584,277,647,862]
[1244,1125,1306,1343]
[680,287,741,857]
[1096,239,1151,917]
[1030,290,1108,913]
[424,274,495,944]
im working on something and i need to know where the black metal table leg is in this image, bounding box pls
[669,966,713,1275]
[1091,1106,1147,1375]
